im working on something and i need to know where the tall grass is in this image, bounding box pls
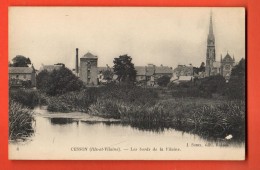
[88,98,245,141]
[47,88,97,112]
[9,89,48,108]
[46,84,158,112]
[9,100,35,140]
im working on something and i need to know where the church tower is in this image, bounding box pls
[205,12,216,76]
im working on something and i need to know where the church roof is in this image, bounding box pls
[82,52,97,58]
[223,53,234,62]
[9,67,35,74]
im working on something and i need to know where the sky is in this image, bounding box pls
[9,7,245,70]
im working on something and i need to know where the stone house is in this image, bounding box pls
[9,66,36,87]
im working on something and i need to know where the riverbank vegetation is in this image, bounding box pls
[9,100,35,140]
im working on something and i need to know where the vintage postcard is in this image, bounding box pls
[8,7,245,160]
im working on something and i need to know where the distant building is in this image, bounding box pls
[173,65,193,78]
[79,52,98,86]
[9,66,36,87]
[135,64,173,86]
[40,64,63,72]
[171,75,193,84]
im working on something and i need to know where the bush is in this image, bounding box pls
[9,100,35,140]
[198,75,226,96]
[169,75,226,98]
[157,75,171,87]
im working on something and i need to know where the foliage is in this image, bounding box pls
[97,84,158,105]
[89,99,122,119]
[113,55,137,83]
[10,55,31,67]
[198,75,226,96]
[226,58,246,99]
[36,67,84,96]
[9,100,35,140]
[47,89,97,112]
[102,69,114,81]
[193,62,206,75]
[9,89,47,108]
[169,75,226,98]
[157,75,171,87]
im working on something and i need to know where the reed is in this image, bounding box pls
[9,100,35,140]
[88,98,245,140]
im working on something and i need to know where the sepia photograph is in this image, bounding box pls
[8,7,245,160]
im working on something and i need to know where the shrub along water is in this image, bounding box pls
[9,100,35,140]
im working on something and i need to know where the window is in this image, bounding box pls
[24,74,26,79]
[16,75,19,78]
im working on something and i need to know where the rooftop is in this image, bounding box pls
[81,52,97,59]
[9,67,35,74]
[40,65,63,72]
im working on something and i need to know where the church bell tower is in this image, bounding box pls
[206,12,216,76]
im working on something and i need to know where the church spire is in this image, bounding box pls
[207,11,215,45]
[209,11,214,36]
[206,10,216,77]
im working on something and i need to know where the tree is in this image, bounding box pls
[193,62,205,75]
[36,67,84,95]
[102,70,114,81]
[157,75,171,87]
[113,55,137,83]
[199,62,205,72]
[199,75,226,96]
[11,55,31,67]
[226,58,245,99]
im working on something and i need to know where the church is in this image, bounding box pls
[205,13,237,81]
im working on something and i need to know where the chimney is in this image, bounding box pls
[76,48,79,76]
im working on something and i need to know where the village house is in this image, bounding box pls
[135,64,173,86]
[9,66,36,88]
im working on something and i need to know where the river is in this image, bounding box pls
[9,107,245,160]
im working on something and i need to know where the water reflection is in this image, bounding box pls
[46,118,244,145]
[49,118,74,125]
